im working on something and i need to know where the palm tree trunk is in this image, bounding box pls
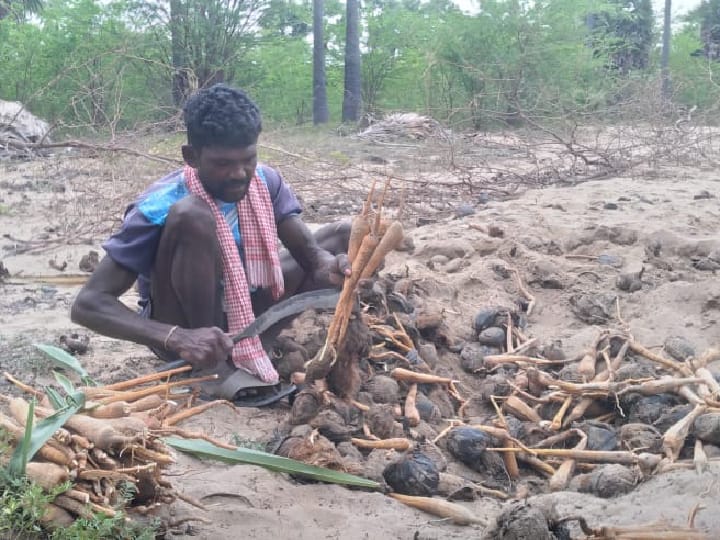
[312,0,329,124]
[170,0,190,106]
[661,0,672,101]
[342,0,362,122]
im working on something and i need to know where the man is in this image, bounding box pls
[71,84,349,400]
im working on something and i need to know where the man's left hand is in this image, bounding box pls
[310,250,351,288]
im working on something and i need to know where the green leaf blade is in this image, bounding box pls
[44,387,64,411]
[8,399,36,477]
[164,437,379,490]
[53,371,76,395]
[34,344,94,384]
[8,392,86,478]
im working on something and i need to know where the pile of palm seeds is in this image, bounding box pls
[263,191,715,539]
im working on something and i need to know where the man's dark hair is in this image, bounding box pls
[183,84,262,149]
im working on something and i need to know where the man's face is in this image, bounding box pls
[183,144,258,203]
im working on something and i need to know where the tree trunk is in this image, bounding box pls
[312,0,328,124]
[170,0,190,107]
[89,57,104,127]
[342,0,362,123]
[0,0,44,21]
[661,0,672,102]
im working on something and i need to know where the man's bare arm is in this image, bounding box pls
[71,256,232,366]
[71,256,174,349]
[276,215,351,287]
[276,214,323,272]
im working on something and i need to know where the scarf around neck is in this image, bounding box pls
[184,165,283,383]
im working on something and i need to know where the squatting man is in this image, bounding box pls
[72,84,350,402]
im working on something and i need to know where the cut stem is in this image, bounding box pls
[101,365,192,391]
[163,400,235,426]
[99,374,218,405]
[390,368,453,385]
[488,447,662,467]
[629,341,692,376]
[351,437,411,451]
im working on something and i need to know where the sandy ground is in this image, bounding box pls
[2,131,720,538]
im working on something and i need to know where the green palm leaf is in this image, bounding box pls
[45,387,64,410]
[7,391,85,477]
[164,437,379,490]
[34,344,95,385]
[8,399,35,477]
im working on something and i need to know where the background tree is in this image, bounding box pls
[4,0,720,132]
[587,0,654,75]
[661,0,672,100]
[259,0,310,37]
[312,0,328,124]
[341,0,361,122]
[0,0,42,20]
[361,0,453,117]
[139,0,268,107]
[689,0,720,60]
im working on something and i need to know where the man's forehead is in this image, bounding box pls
[199,144,257,160]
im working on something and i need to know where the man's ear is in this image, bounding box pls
[182,145,199,168]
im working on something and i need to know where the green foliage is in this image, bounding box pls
[0,0,717,129]
[670,26,720,112]
[0,470,156,540]
[0,0,171,130]
[361,0,441,115]
[34,345,95,385]
[686,0,720,60]
[137,0,264,105]
[0,423,156,539]
[246,37,320,124]
[588,0,654,73]
[0,0,44,21]
[425,0,619,127]
[0,472,70,537]
[259,0,311,38]
[49,509,157,540]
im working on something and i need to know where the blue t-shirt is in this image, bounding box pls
[102,164,301,304]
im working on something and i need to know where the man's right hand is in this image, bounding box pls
[165,326,233,369]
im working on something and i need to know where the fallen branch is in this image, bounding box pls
[11,138,181,165]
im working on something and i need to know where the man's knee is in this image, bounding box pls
[334,220,351,251]
[333,220,351,237]
[165,195,216,240]
[315,220,351,253]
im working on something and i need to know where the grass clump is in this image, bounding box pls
[50,510,157,540]
[0,473,70,538]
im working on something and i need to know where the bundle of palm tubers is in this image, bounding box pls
[0,366,228,529]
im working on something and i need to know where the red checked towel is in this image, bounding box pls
[184,165,284,383]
